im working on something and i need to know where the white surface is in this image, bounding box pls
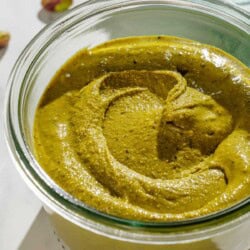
[0,1,86,250]
[0,1,249,250]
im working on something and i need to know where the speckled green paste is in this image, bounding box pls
[34,36,250,222]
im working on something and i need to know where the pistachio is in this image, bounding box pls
[41,0,73,12]
[0,31,10,48]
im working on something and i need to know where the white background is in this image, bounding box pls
[0,1,249,250]
[0,1,86,249]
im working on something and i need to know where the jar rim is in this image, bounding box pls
[5,0,250,243]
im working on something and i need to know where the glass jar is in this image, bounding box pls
[5,0,250,249]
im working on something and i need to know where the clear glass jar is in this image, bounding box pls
[5,0,250,249]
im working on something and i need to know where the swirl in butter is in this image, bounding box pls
[34,36,250,221]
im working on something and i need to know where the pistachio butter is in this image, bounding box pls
[34,36,250,222]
